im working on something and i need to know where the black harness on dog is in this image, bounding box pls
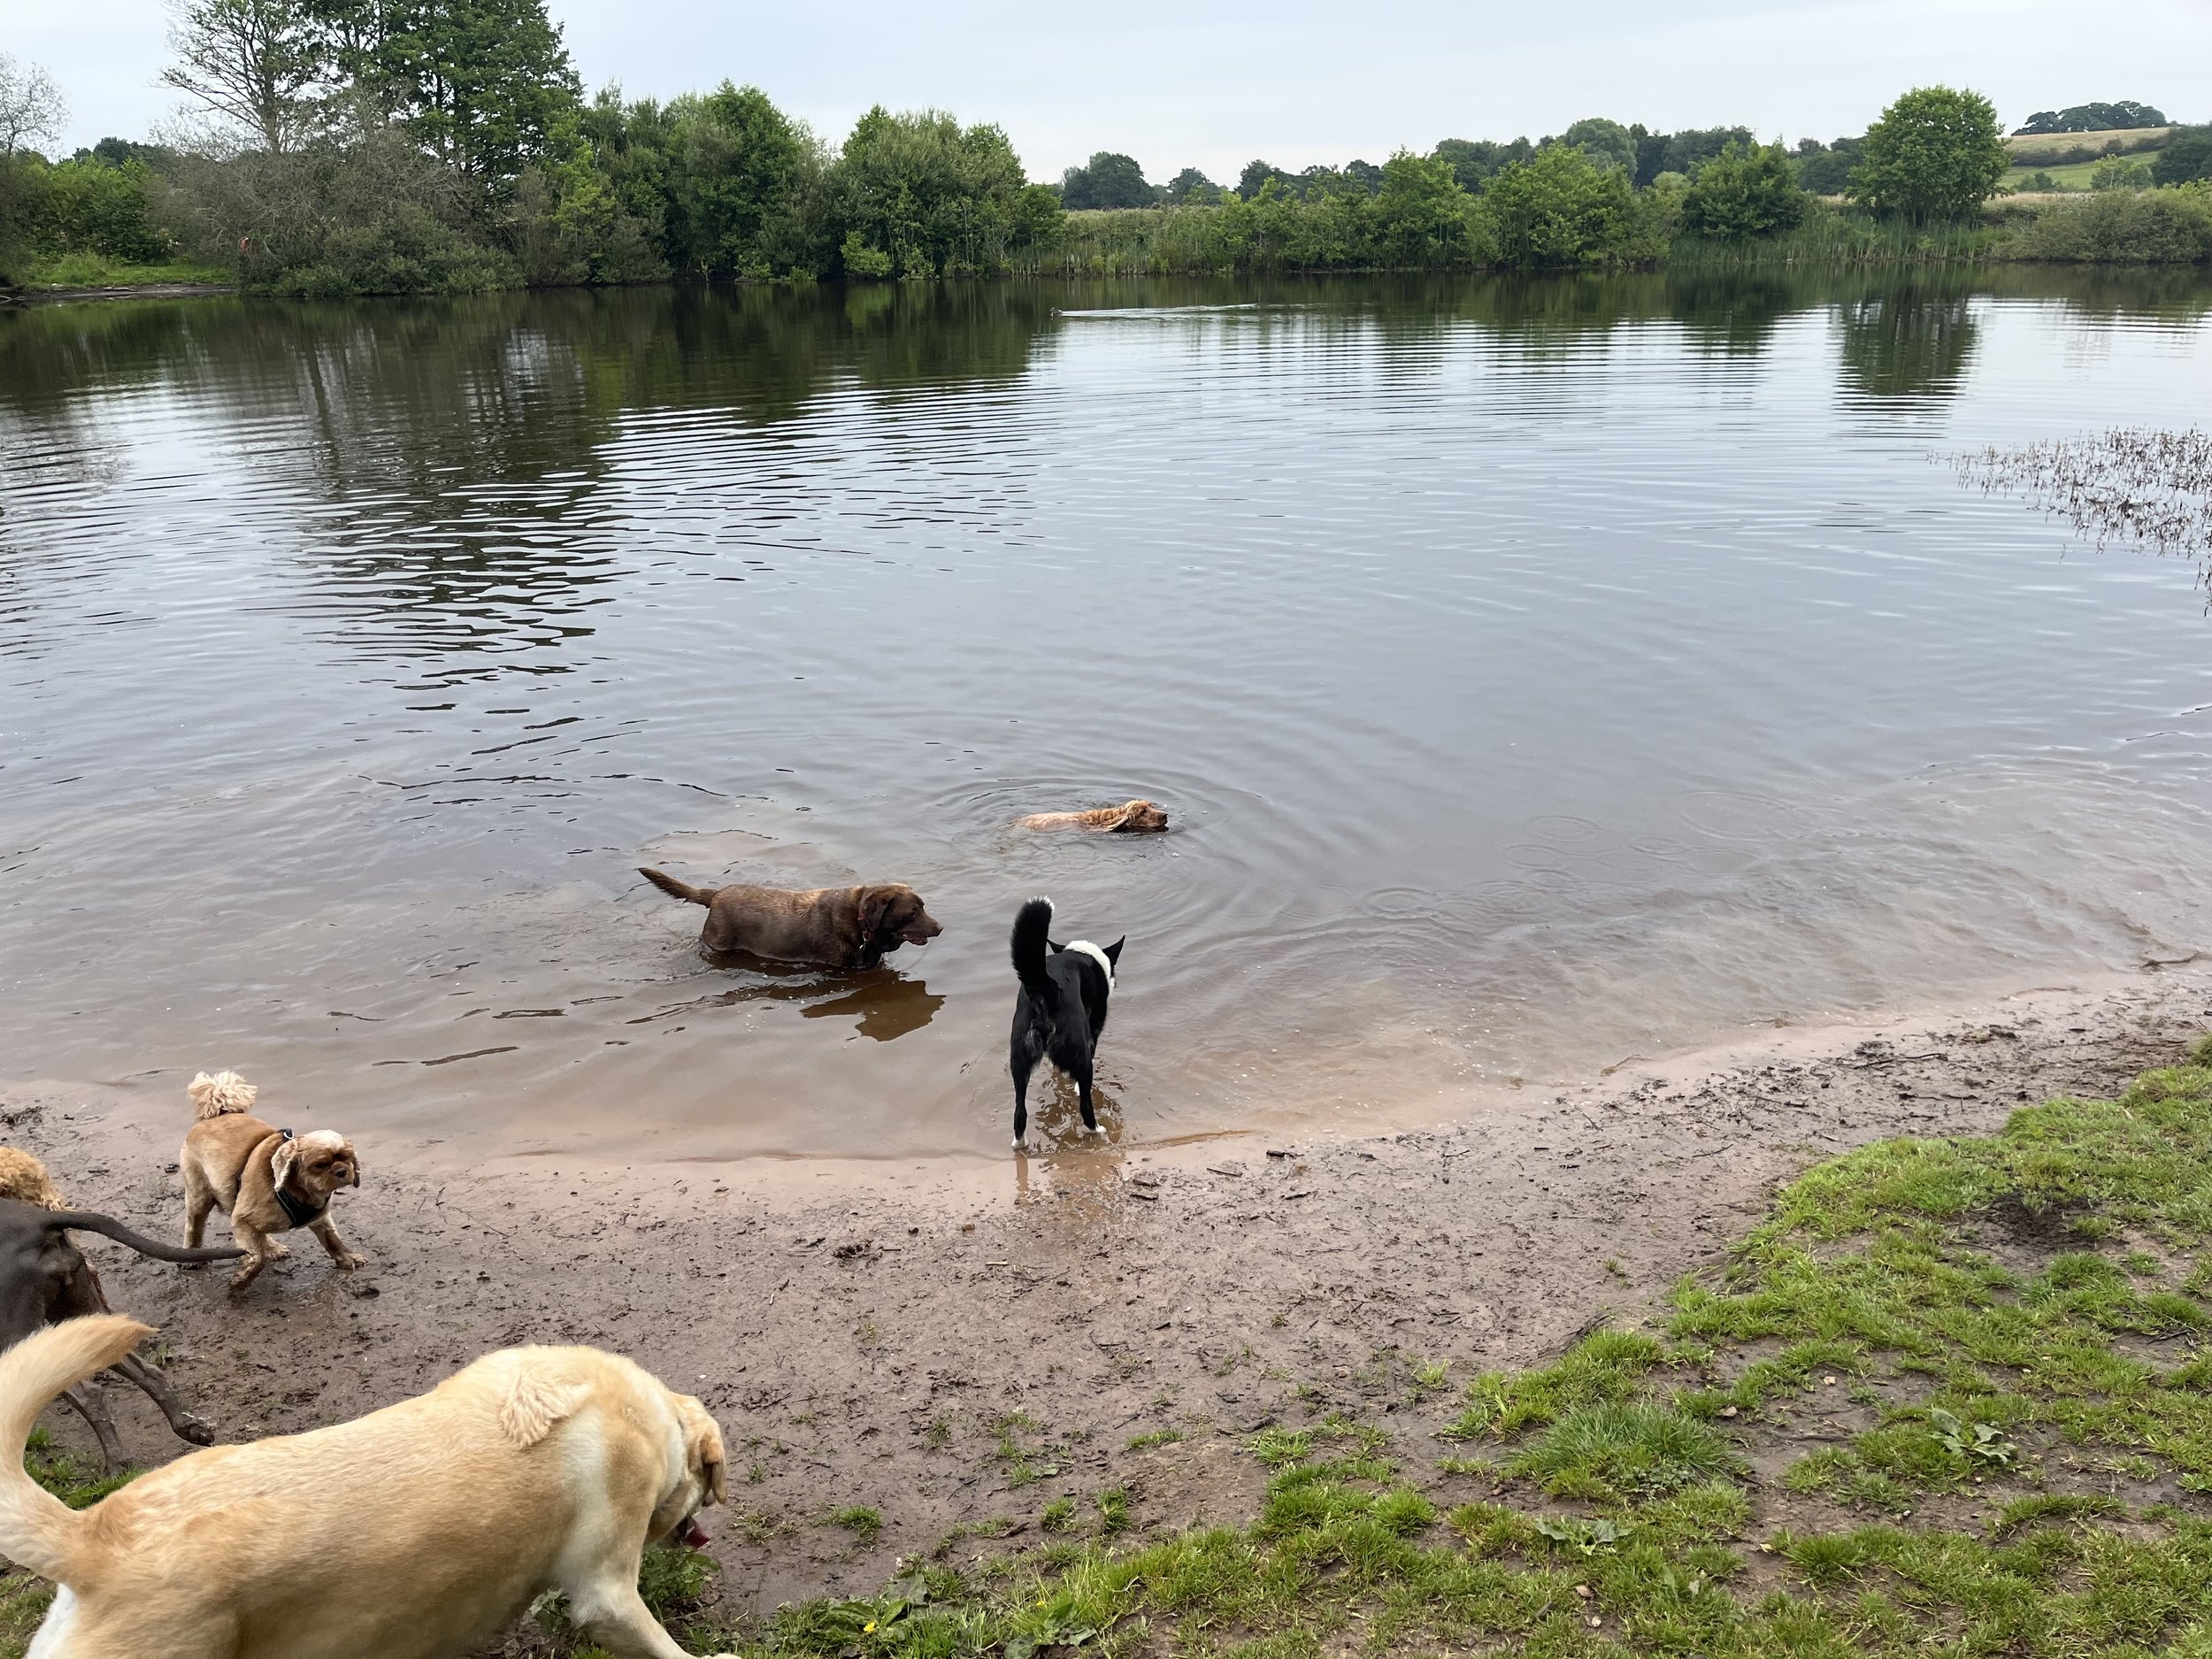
[272,1130,329,1230]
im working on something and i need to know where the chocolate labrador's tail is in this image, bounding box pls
[1011,897,1057,1009]
[0,1314,149,1578]
[639,866,717,906]
[48,1211,244,1264]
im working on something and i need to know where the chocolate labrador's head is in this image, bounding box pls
[858,885,942,951]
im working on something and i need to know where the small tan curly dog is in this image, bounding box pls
[1017,799,1170,833]
[179,1071,365,1293]
[0,1315,733,1659]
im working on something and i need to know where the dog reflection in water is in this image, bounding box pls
[685,962,945,1041]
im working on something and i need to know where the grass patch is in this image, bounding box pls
[830,1506,883,1546]
[715,1038,2212,1659]
[1125,1427,1182,1450]
[19,253,231,289]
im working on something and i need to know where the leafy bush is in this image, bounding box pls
[2012,188,2212,264]
[826,107,1062,278]
[1486,142,1659,267]
[2152,126,2212,188]
[170,133,519,296]
[2090,155,2154,192]
[1682,141,1808,239]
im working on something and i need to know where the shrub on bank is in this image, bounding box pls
[168,134,521,296]
[2010,187,2212,264]
[0,152,175,285]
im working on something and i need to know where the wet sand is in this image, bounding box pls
[6,965,2210,1639]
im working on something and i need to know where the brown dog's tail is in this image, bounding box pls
[187,1069,257,1120]
[0,1315,148,1580]
[639,866,717,906]
[49,1211,245,1264]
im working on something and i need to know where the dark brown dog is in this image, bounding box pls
[0,1194,242,1466]
[639,870,943,968]
[1018,799,1170,833]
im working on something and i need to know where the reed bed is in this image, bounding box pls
[1957,428,2212,563]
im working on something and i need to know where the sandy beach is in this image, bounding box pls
[6,964,2208,1640]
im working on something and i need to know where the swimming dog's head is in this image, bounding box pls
[859,885,942,949]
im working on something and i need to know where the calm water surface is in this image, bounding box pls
[4,270,2211,1161]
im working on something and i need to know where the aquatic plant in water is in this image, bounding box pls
[1955,426,2212,565]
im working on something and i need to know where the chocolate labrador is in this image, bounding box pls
[0,1198,242,1466]
[639,870,942,968]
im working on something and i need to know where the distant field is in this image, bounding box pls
[2005,126,2171,167]
[2002,155,2139,192]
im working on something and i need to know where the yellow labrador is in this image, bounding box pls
[0,1317,732,1659]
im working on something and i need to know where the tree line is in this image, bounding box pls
[2,18,2208,297]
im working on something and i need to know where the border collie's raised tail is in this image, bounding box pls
[1009,897,1125,1150]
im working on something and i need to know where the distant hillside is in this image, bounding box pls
[2005,127,2171,168]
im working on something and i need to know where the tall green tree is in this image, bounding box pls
[2151,127,2212,187]
[1554,117,1636,174]
[1061,151,1153,209]
[826,107,1060,278]
[1371,149,1485,265]
[1164,166,1218,204]
[662,82,811,275]
[318,0,580,178]
[1848,86,2008,223]
[160,0,330,152]
[1681,140,1806,239]
[1431,136,1532,193]
[1485,142,1638,267]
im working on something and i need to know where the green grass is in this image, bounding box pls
[830,1506,884,1546]
[675,1039,2212,1658]
[2004,157,2115,193]
[19,253,231,289]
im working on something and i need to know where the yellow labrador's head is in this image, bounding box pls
[1105,799,1169,833]
[271,1130,359,1202]
[651,1393,727,1548]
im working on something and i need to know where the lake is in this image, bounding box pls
[4,269,2211,1164]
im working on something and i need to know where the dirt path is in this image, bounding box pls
[6,969,2208,1633]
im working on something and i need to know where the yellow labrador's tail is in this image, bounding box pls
[187,1069,258,1120]
[0,1317,149,1580]
[638,866,717,906]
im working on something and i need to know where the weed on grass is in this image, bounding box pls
[832,1506,884,1546]
[710,1041,2212,1659]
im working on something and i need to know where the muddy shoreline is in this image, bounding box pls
[7,967,2211,1636]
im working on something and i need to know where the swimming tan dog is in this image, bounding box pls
[1017,799,1169,833]
[179,1071,364,1293]
[0,1316,733,1659]
[638,870,941,967]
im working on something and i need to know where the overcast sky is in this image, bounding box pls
[10,0,2207,180]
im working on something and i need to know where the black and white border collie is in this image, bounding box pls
[1008,897,1125,1150]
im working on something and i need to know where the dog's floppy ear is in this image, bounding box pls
[268,1136,300,1190]
[1104,936,1125,965]
[683,1398,727,1505]
[857,887,889,935]
[349,1148,360,1189]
